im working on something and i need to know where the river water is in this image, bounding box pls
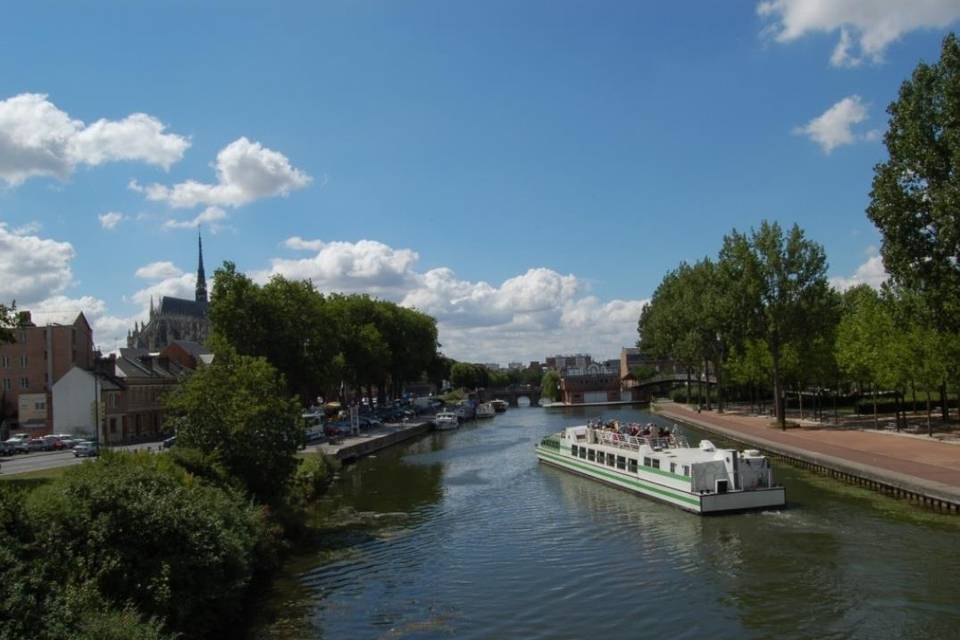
[255,406,960,640]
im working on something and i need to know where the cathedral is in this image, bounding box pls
[127,234,211,351]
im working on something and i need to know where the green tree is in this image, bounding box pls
[0,302,16,345]
[165,347,304,503]
[723,222,832,428]
[541,370,561,401]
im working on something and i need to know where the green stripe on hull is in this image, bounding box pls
[536,446,701,509]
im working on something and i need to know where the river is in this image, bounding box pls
[252,406,960,640]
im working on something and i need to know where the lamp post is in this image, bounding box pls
[716,332,724,413]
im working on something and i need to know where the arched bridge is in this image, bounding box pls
[479,386,542,408]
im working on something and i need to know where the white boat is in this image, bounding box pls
[435,411,460,430]
[476,402,496,419]
[490,399,508,413]
[535,422,785,514]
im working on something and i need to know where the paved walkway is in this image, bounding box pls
[656,402,960,505]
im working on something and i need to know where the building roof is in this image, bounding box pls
[158,296,207,318]
[168,340,211,357]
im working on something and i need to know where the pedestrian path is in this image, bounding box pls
[656,402,960,511]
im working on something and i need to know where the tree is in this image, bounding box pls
[867,33,960,418]
[0,302,16,345]
[722,222,832,429]
[164,347,304,503]
[541,370,561,401]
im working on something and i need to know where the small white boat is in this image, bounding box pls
[535,422,785,514]
[490,399,508,413]
[476,402,496,419]
[435,412,460,430]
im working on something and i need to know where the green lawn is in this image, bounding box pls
[0,464,70,489]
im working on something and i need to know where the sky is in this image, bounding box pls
[1,0,959,364]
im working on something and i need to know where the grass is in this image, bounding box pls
[0,464,70,489]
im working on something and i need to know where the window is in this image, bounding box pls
[571,444,578,456]
[110,418,117,434]
[606,453,615,467]
[0,355,7,367]
[628,459,638,473]
[643,457,651,467]
[19,354,27,368]
[616,456,626,470]
[1,378,9,391]
[670,462,676,473]
[110,393,118,408]
[34,401,45,411]
[19,377,28,389]
[682,465,690,476]
[579,447,587,459]
[651,459,661,469]
[587,449,596,462]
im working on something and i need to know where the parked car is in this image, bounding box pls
[25,439,50,453]
[162,435,177,449]
[3,438,29,455]
[74,440,99,458]
[41,435,66,450]
[56,436,80,449]
[0,442,14,456]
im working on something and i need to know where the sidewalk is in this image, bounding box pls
[655,402,960,511]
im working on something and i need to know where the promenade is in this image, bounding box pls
[655,401,960,512]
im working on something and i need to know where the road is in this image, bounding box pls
[0,441,164,476]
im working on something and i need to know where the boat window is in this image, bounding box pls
[616,456,626,470]
[606,453,615,467]
[683,465,690,476]
[587,449,596,462]
[579,447,587,459]
[670,462,676,473]
[571,445,578,456]
[643,457,651,467]
[651,459,660,469]
[628,458,638,473]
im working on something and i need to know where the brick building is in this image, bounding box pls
[0,311,95,434]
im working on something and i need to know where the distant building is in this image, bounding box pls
[0,311,95,434]
[620,346,680,378]
[559,371,647,405]
[508,362,523,370]
[160,340,213,370]
[128,234,210,351]
[483,363,501,371]
[546,354,592,373]
[53,349,191,443]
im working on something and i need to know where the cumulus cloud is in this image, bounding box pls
[259,237,648,362]
[132,137,311,209]
[0,93,189,186]
[98,211,125,230]
[758,0,960,67]
[794,95,873,153]
[0,222,74,303]
[830,248,889,291]
[162,206,228,232]
[135,261,184,280]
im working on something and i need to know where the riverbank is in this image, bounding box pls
[313,420,433,463]
[654,401,960,513]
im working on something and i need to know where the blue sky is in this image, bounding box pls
[1,1,959,362]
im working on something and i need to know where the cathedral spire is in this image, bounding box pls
[196,231,208,303]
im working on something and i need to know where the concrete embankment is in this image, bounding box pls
[655,402,960,513]
[316,420,433,462]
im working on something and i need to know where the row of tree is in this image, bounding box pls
[640,34,960,432]
[448,361,543,390]
[209,262,443,404]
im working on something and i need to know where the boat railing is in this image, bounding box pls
[592,429,688,451]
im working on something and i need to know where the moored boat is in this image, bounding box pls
[535,421,785,514]
[476,402,496,419]
[435,411,460,430]
[490,399,508,413]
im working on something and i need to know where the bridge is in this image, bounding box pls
[479,386,542,408]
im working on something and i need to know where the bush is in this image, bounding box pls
[22,451,270,639]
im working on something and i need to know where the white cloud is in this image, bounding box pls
[284,236,326,251]
[98,211,125,230]
[0,222,74,304]
[133,137,311,209]
[257,237,648,362]
[162,206,228,232]
[794,95,871,153]
[0,93,189,186]
[830,249,889,291]
[135,261,184,280]
[758,0,960,67]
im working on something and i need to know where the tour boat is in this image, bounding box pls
[435,412,460,431]
[535,422,785,514]
[490,399,508,413]
[476,402,496,419]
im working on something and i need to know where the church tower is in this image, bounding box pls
[196,231,208,304]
